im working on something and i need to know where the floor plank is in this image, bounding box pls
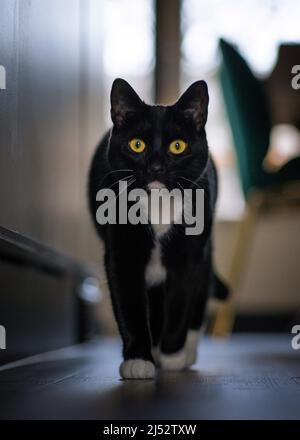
[0,335,299,419]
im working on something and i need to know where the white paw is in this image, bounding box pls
[119,359,156,379]
[158,330,200,370]
[185,330,199,367]
[160,348,187,371]
[151,346,160,365]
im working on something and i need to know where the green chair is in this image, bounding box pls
[219,38,300,197]
[212,39,300,336]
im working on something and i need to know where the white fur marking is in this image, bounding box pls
[145,242,166,287]
[150,186,183,237]
[160,348,187,371]
[139,181,183,238]
[151,346,160,365]
[156,330,200,370]
[185,330,199,367]
[119,359,155,379]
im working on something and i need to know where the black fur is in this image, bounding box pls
[88,79,229,369]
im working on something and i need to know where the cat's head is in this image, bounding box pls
[108,78,209,190]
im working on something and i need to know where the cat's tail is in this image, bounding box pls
[213,272,230,300]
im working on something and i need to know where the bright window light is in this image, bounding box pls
[182,0,300,76]
[181,0,300,220]
[102,0,154,77]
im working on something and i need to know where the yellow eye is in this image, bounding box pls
[128,138,146,153]
[169,139,187,155]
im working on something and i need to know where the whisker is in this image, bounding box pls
[176,180,193,208]
[106,175,133,190]
[114,178,136,202]
[178,175,202,188]
[177,180,205,226]
[98,176,133,200]
[177,181,190,198]
[178,175,209,204]
[99,168,134,186]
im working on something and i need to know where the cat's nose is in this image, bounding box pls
[148,162,163,173]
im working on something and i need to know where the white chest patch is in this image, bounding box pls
[141,181,183,287]
[139,181,183,238]
[145,242,167,287]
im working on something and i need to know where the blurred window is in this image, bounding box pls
[102,0,155,124]
[181,0,300,219]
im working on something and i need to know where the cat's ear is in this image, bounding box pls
[175,81,209,131]
[110,78,143,128]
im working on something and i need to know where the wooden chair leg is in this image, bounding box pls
[211,192,264,337]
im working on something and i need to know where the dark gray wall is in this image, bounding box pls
[0,0,104,262]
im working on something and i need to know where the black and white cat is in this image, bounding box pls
[89,79,228,379]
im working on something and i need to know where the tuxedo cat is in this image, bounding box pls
[89,79,229,379]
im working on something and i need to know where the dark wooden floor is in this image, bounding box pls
[0,335,299,420]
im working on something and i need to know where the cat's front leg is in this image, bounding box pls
[105,247,155,380]
[159,273,192,371]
